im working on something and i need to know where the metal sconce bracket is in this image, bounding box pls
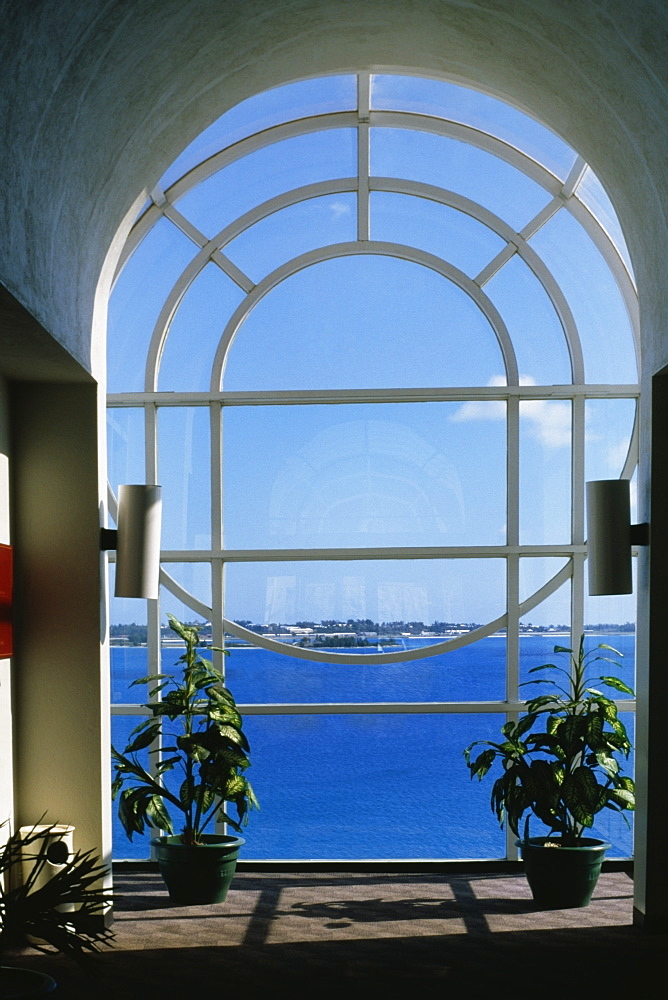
[630,522,650,547]
[100,528,118,550]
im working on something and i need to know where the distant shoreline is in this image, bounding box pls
[111,628,632,649]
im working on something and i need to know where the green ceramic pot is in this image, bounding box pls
[150,834,244,905]
[516,837,611,909]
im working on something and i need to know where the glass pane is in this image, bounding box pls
[592,712,634,857]
[575,166,633,275]
[370,128,551,230]
[371,75,577,180]
[108,219,198,392]
[224,194,357,283]
[484,256,572,384]
[223,403,506,548]
[160,606,212,656]
[160,75,357,191]
[158,407,211,548]
[519,558,570,609]
[109,564,148,633]
[519,399,571,544]
[585,629,635,698]
[238,713,507,860]
[161,562,212,613]
[584,561,637,637]
[158,264,244,391]
[225,630,506,703]
[112,714,151,860]
[223,255,505,391]
[585,399,637,482]
[534,627,635,699]
[518,576,572,689]
[176,130,357,238]
[107,408,145,496]
[224,559,507,650]
[529,209,638,383]
[370,192,506,277]
[111,645,151,704]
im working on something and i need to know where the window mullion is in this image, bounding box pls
[506,397,520,677]
[211,401,225,669]
[506,394,520,858]
[143,401,161,851]
[571,393,585,644]
[357,72,370,241]
[144,402,158,484]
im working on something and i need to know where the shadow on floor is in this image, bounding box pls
[6,871,666,999]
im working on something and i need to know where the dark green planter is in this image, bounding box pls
[150,834,244,905]
[0,967,57,998]
[516,837,611,909]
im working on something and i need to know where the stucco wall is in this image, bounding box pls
[10,381,109,863]
[1,0,667,925]
[0,0,668,376]
[0,376,12,831]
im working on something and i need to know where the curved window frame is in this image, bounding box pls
[108,71,639,861]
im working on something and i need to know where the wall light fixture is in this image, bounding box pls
[100,485,162,599]
[586,479,649,595]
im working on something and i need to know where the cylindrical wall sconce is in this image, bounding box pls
[586,479,633,595]
[114,484,162,599]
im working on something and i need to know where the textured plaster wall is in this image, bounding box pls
[0,0,668,375]
[10,382,107,860]
[1,0,668,922]
[0,377,12,830]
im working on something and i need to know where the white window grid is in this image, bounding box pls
[108,72,639,859]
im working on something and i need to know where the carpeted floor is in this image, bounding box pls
[5,869,667,998]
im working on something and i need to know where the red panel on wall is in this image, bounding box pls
[0,543,13,657]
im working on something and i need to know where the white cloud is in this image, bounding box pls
[517,376,571,448]
[329,201,351,217]
[451,375,572,448]
[521,399,572,448]
[450,375,506,422]
[450,399,506,421]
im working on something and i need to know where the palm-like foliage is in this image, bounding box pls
[0,821,114,959]
[112,614,258,846]
[464,636,635,846]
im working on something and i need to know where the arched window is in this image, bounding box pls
[108,73,638,861]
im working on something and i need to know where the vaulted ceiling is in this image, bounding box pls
[0,0,667,377]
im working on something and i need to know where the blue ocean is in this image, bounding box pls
[110,633,636,861]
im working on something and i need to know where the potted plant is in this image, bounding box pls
[464,635,635,908]
[1,820,114,995]
[111,614,258,904]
